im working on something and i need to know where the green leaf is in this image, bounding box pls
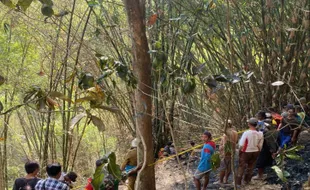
[69,113,87,130]
[286,145,305,153]
[41,4,54,17]
[88,0,99,7]
[0,75,5,86]
[91,115,105,132]
[91,162,105,190]
[285,153,302,161]
[107,152,122,180]
[0,101,3,113]
[211,152,221,171]
[272,166,287,182]
[0,0,15,8]
[17,0,34,11]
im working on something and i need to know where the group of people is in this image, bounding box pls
[193,97,310,190]
[13,162,77,190]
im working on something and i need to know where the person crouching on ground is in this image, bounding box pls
[215,120,238,184]
[120,138,138,190]
[236,118,264,186]
[193,131,216,190]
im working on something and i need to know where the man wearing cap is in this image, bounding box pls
[120,138,138,190]
[193,131,216,190]
[236,118,263,186]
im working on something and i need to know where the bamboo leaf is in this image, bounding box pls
[286,145,305,153]
[92,105,120,113]
[75,96,96,103]
[271,81,285,86]
[49,91,73,103]
[91,115,105,132]
[69,113,87,130]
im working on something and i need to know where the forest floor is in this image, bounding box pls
[120,141,310,190]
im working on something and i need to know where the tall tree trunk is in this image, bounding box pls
[123,0,156,189]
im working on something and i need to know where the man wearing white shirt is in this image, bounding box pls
[236,118,264,186]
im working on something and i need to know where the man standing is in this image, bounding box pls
[193,131,216,190]
[35,163,69,190]
[216,120,238,184]
[237,118,264,186]
[13,161,40,190]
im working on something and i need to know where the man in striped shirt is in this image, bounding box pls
[236,118,264,186]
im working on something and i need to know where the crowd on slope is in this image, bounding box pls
[12,97,310,190]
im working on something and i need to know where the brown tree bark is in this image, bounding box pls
[123,0,156,189]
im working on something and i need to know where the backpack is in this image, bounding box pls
[19,178,31,190]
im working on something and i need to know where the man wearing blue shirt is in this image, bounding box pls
[193,131,216,190]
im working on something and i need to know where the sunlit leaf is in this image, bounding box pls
[69,113,87,130]
[0,75,5,86]
[286,145,305,152]
[247,71,254,79]
[271,81,285,86]
[0,0,15,8]
[91,115,105,132]
[272,166,286,182]
[285,153,302,161]
[17,0,34,11]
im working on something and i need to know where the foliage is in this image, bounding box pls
[272,145,304,182]
[91,152,121,190]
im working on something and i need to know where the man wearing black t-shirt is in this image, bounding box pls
[13,161,40,190]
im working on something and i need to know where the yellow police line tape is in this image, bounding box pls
[148,129,248,167]
[72,129,248,190]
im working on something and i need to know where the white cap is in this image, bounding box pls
[131,138,138,148]
[228,119,232,124]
